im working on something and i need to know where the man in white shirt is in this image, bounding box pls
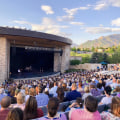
[99,86,113,105]
[49,82,58,97]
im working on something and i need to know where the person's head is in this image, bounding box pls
[111,97,120,117]
[71,83,77,91]
[29,88,36,96]
[54,82,57,86]
[89,84,96,89]
[84,86,90,93]
[44,88,49,95]
[10,89,15,97]
[15,89,20,97]
[84,96,98,112]
[113,77,116,83]
[78,81,82,88]
[1,96,11,109]
[47,97,59,117]
[49,82,54,89]
[104,86,112,96]
[17,92,25,104]
[117,79,120,84]
[25,87,29,95]
[62,83,67,91]
[76,97,83,108]
[6,108,23,120]
[24,96,37,120]
[114,86,120,92]
[56,87,64,102]
[97,83,102,89]
[38,87,43,93]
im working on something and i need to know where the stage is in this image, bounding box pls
[10,72,60,80]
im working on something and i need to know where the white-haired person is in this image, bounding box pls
[12,92,25,110]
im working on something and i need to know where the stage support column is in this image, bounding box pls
[61,45,70,73]
[0,37,10,83]
[54,53,61,72]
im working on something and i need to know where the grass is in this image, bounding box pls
[70,51,92,57]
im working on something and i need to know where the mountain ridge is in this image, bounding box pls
[79,34,120,49]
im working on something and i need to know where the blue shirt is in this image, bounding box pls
[36,93,49,107]
[0,94,6,102]
[66,90,81,101]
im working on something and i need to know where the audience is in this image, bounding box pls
[0,96,11,120]
[69,96,101,120]
[6,108,23,120]
[36,87,49,106]
[1,70,120,120]
[66,83,81,101]
[66,97,83,111]
[12,92,25,110]
[90,84,101,96]
[56,87,66,103]
[82,86,92,100]
[24,96,43,120]
[0,88,6,102]
[39,97,67,120]
[99,86,113,105]
[101,96,120,120]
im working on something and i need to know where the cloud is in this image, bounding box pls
[70,22,84,26]
[85,26,120,34]
[57,6,89,22]
[13,18,70,37]
[41,5,54,14]
[94,3,107,10]
[94,0,120,10]
[13,20,29,24]
[111,18,120,26]
[57,15,74,22]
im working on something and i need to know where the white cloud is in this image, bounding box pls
[111,18,120,26]
[13,18,70,37]
[63,8,79,16]
[13,20,29,24]
[94,3,107,10]
[57,15,74,22]
[57,6,89,22]
[109,0,120,7]
[70,22,84,26]
[41,5,54,14]
[85,26,120,34]
[94,0,120,10]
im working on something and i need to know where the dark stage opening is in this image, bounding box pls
[10,46,54,78]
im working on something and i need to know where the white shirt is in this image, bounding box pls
[101,96,113,105]
[49,86,58,97]
[82,93,92,100]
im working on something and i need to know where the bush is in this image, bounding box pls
[70,60,81,65]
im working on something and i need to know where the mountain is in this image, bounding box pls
[71,43,78,48]
[79,34,120,49]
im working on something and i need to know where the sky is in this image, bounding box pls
[0,0,120,45]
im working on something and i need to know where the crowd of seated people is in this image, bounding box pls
[0,70,120,120]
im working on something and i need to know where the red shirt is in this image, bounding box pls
[0,109,10,120]
[37,108,44,118]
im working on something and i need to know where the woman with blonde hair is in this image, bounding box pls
[101,97,120,120]
[24,87,30,102]
[82,86,92,100]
